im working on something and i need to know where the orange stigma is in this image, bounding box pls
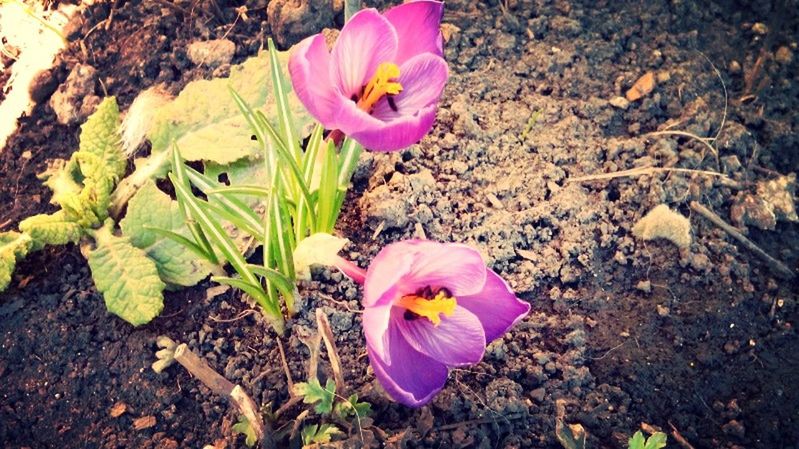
[396,289,456,326]
[357,62,402,112]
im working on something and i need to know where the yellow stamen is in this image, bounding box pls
[357,62,403,112]
[396,290,456,326]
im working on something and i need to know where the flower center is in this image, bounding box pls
[396,287,456,326]
[356,62,403,112]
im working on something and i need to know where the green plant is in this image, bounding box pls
[628,431,667,449]
[0,98,210,325]
[165,40,364,332]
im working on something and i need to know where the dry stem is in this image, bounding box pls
[315,308,347,396]
[173,344,269,446]
[689,201,795,279]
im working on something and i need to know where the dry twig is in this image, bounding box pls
[690,201,795,279]
[315,308,347,396]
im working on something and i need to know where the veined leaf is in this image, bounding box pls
[184,165,264,238]
[171,146,217,262]
[19,210,82,251]
[301,423,342,446]
[316,140,339,233]
[293,378,336,414]
[120,180,213,287]
[85,220,165,326]
[0,231,32,291]
[268,38,302,163]
[232,416,258,448]
[79,96,126,180]
[170,173,283,329]
[147,51,312,164]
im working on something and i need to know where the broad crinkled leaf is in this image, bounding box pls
[79,96,126,180]
[86,220,165,326]
[38,97,124,227]
[19,210,82,251]
[147,51,312,164]
[120,180,212,287]
[0,231,32,291]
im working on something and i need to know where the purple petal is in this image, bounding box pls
[363,242,415,308]
[288,34,342,128]
[368,317,448,407]
[396,306,486,366]
[384,0,444,65]
[399,240,487,297]
[331,9,398,98]
[350,104,439,151]
[362,303,392,362]
[371,52,448,121]
[458,269,530,342]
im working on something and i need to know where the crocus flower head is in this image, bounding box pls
[362,240,530,407]
[288,1,448,152]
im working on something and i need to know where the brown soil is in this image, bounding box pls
[1,0,798,448]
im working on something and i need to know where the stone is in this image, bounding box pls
[609,96,630,109]
[268,0,334,48]
[187,39,235,68]
[626,72,656,102]
[775,46,793,65]
[49,64,97,125]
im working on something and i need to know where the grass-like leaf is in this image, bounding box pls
[170,170,283,329]
[316,140,339,233]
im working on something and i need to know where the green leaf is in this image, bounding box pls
[85,220,165,326]
[19,210,82,251]
[644,432,667,449]
[232,415,258,448]
[333,394,372,420]
[78,96,126,180]
[628,431,646,449]
[268,39,302,163]
[316,140,339,233]
[301,423,342,446]
[293,378,336,415]
[119,180,213,287]
[204,158,269,208]
[147,51,312,164]
[170,172,283,329]
[0,231,32,291]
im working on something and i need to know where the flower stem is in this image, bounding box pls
[333,255,366,285]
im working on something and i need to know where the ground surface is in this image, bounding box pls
[1,0,798,448]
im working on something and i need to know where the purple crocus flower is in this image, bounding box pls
[360,240,530,407]
[288,1,448,152]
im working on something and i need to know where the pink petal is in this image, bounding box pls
[331,9,398,98]
[384,0,444,65]
[396,306,486,366]
[368,317,448,407]
[371,52,448,121]
[363,242,415,308]
[400,240,487,297]
[362,303,392,362]
[458,269,531,342]
[350,104,439,151]
[288,34,342,127]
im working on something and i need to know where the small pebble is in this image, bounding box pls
[609,96,630,109]
[775,46,793,65]
[751,22,768,35]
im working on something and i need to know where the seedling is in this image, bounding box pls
[628,430,667,449]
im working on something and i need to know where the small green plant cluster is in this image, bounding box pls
[0,97,209,325]
[628,431,667,449]
[231,376,371,448]
[0,44,315,327]
[163,40,363,333]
